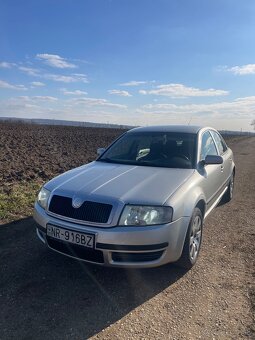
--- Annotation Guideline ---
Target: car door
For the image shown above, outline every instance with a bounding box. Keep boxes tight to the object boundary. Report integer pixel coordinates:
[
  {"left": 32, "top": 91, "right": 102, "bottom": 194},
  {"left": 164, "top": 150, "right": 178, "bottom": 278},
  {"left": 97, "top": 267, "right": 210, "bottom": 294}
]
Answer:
[
  {"left": 199, "top": 130, "right": 224, "bottom": 210},
  {"left": 210, "top": 130, "right": 232, "bottom": 186}
]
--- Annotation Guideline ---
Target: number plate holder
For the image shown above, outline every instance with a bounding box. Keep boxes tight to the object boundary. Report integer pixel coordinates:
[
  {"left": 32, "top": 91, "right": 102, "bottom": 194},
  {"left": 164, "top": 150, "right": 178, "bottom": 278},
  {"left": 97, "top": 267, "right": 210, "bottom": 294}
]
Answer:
[{"left": 46, "top": 224, "right": 95, "bottom": 249}]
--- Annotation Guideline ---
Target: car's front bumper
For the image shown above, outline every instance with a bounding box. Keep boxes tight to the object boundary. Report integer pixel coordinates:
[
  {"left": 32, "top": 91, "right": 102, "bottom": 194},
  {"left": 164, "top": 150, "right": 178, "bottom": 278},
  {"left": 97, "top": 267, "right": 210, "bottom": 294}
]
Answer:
[{"left": 33, "top": 202, "right": 190, "bottom": 268}]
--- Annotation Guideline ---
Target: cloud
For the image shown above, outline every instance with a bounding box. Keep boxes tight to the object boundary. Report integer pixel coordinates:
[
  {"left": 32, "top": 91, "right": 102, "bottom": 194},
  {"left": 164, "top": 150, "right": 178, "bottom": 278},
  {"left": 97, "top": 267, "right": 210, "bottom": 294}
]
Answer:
[
  {"left": 0, "top": 61, "right": 16, "bottom": 68},
  {"left": 226, "top": 64, "right": 255, "bottom": 75},
  {"left": 19, "top": 66, "right": 40, "bottom": 76},
  {"left": 0, "top": 95, "right": 127, "bottom": 123},
  {"left": 1, "top": 95, "right": 253, "bottom": 130},
  {"left": 139, "top": 90, "right": 147, "bottom": 95},
  {"left": 36, "top": 54, "right": 77, "bottom": 69},
  {"left": 137, "top": 96, "right": 255, "bottom": 119},
  {"left": 119, "top": 80, "right": 147, "bottom": 86},
  {"left": 60, "top": 88, "right": 88, "bottom": 96},
  {"left": 31, "top": 96, "right": 58, "bottom": 102},
  {"left": 108, "top": 89, "right": 132, "bottom": 97},
  {"left": 139, "top": 83, "right": 229, "bottom": 98},
  {"left": 0, "top": 80, "right": 27, "bottom": 90},
  {"left": 31, "top": 81, "right": 45, "bottom": 87},
  {"left": 8, "top": 96, "right": 58, "bottom": 103},
  {"left": 44, "top": 74, "right": 77, "bottom": 83},
  {"left": 18, "top": 65, "right": 88, "bottom": 83},
  {"left": 72, "top": 73, "right": 87, "bottom": 77},
  {"left": 44, "top": 73, "right": 88, "bottom": 83},
  {"left": 0, "top": 96, "right": 60, "bottom": 119},
  {"left": 1, "top": 95, "right": 57, "bottom": 108},
  {"left": 68, "top": 97, "right": 127, "bottom": 109}
]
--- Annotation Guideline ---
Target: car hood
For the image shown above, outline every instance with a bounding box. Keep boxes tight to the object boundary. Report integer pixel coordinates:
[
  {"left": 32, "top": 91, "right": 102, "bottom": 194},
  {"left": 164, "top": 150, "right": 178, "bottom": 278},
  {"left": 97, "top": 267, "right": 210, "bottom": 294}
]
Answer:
[{"left": 45, "top": 161, "right": 194, "bottom": 206}]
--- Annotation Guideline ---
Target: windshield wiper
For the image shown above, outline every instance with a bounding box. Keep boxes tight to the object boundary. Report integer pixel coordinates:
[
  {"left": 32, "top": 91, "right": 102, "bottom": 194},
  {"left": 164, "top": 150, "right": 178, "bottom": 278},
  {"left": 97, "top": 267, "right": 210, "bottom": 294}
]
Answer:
[
  {"left": 98, "top": 158, "right": 138, "bottom": 166},
  {"left": 97, "top": 158, "right": 116, "bottom": 163}
]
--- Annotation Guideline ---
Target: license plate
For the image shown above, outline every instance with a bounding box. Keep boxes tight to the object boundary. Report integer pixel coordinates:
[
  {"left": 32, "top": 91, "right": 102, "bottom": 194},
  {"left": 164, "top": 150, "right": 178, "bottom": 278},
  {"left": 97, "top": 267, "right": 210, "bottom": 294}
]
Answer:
[{"left": 46, "top": 225, "right": 95, "bottom": 249}]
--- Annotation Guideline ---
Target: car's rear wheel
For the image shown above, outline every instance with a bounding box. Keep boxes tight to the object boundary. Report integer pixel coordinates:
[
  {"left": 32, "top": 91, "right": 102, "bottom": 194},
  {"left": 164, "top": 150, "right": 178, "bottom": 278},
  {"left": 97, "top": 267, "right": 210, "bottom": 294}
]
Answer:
[{"left": 176, "top": 207, "right": 203, "bottom": 269}]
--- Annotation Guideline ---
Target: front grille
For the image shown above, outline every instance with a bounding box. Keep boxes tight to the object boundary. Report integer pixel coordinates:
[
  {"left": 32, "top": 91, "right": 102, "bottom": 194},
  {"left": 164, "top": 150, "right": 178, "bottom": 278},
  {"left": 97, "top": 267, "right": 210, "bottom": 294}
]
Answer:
[
  {"left": 112, "top": 251, "right": 164, "bottom": 263},
  {"left": 47, "top": 237, "right": 104, "bottom": 263},
  {"left": 48, "top": 195, "right": 112, "bottom": 223}
]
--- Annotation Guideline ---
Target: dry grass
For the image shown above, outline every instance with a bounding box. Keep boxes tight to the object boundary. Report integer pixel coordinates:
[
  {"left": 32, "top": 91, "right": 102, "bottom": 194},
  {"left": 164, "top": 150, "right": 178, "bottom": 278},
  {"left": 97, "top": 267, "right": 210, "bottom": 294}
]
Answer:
[{"left": 0, "top": 181, "right": 43, "bottom": 224}]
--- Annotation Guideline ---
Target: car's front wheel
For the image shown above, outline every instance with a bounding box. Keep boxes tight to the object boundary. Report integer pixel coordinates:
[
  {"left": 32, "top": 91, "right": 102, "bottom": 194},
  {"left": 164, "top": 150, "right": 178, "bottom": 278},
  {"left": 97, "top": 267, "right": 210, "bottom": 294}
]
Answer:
[{"left": 176, "top": 207, "right": 203, "bottom": 269}]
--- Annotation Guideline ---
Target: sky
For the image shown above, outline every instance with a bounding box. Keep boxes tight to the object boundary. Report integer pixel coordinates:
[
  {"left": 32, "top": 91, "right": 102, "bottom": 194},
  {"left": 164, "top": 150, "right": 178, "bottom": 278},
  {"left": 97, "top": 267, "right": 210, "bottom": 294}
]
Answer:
[{"left": 0, "top": 0, "right": 255, "bottom": 131}]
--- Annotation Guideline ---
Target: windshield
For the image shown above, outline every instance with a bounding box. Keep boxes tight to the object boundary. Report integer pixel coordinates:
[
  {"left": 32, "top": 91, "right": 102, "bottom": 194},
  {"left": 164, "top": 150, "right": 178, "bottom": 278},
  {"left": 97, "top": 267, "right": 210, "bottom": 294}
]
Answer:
[{"left": 98, "top": 131, "right": 197, "bottom": 169}]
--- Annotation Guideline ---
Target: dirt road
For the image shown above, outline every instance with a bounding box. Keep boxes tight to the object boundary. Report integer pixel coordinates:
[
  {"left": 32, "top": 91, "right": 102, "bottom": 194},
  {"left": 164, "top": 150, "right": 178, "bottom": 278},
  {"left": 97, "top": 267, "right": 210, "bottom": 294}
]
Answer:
[{"left": 0, "top": 137, "right": 254, "bottom": 339}]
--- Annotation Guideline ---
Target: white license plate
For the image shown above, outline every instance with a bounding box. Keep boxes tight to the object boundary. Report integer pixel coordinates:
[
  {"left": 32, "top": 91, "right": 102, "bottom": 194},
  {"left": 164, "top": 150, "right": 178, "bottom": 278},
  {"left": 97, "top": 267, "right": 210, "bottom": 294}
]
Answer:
[{"left": 46, "top": 225, "right": 95, "bottom": 248}]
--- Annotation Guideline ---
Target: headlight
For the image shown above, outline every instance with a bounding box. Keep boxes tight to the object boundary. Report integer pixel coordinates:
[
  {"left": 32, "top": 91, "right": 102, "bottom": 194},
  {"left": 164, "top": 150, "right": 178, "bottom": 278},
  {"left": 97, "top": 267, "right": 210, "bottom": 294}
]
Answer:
[
  {"left": 119, "top": 205, "right": 173, "bottom": 226},
  {"left": 37, "top": 187, "right": 51, "bottom": 210}
]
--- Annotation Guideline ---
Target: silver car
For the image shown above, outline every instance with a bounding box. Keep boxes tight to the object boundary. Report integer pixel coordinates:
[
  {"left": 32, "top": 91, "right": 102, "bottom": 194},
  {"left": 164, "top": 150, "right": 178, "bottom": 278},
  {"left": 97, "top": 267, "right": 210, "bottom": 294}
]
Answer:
[{"left": 33, "top": 125, "right": 235, "bottom": 269}]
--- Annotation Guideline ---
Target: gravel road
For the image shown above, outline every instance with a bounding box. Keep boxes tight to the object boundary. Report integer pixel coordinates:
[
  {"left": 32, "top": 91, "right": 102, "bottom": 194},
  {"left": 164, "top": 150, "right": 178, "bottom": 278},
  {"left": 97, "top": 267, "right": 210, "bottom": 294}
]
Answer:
[{"left": 0, "top": 137, "right": 254, "bottom": 340}]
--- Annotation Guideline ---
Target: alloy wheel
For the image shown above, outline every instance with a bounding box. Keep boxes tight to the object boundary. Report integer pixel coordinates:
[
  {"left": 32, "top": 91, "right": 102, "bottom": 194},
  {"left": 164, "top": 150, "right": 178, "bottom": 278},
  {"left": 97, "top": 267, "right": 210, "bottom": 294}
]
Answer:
[
  {"left": 229, "top": 175, "right": 234, "bottom": 199},
  {"left": 189, "top": 215, "right": 202, "bottom": 262}
]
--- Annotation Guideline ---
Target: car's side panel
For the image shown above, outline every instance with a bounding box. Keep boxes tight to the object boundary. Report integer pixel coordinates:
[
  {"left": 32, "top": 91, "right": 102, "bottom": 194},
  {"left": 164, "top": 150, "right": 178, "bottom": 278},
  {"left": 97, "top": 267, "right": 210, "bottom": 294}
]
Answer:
[{"left": 200, "top": 163, "right": 226, "bottom": 209}]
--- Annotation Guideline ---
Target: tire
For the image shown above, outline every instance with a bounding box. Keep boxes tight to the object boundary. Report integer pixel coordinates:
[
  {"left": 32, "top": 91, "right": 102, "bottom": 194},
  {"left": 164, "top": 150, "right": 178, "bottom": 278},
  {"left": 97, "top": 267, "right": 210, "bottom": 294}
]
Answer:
[
  {"left": 176, "top": 207, "right": 203, "bottom": 270},
  {"left": 222, "top": 172, "right": 234, "bottom": 203}
]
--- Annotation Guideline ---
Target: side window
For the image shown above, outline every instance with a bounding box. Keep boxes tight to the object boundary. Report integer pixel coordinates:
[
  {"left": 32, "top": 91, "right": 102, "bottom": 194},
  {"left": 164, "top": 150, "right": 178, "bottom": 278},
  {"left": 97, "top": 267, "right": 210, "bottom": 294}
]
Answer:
[
  {"left": 210, "top": 130, "right": 227, "bottom": 155},
  {"left": 200, "top": 131, "right": 218, "bottom": 160}
]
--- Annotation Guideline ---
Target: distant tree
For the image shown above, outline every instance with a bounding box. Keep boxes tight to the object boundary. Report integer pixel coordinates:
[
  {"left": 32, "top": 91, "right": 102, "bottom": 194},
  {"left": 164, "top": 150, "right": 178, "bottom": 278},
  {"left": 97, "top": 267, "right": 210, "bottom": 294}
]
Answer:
[{"left": 251, "top": 119, "right": 255, "bottom": 130}]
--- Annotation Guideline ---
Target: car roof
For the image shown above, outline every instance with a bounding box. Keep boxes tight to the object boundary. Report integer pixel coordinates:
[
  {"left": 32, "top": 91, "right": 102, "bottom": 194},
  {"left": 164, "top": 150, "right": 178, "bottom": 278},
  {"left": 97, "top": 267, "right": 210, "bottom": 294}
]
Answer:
[{"left": 127, "top": 125, "right": 205, "bottom": 134}]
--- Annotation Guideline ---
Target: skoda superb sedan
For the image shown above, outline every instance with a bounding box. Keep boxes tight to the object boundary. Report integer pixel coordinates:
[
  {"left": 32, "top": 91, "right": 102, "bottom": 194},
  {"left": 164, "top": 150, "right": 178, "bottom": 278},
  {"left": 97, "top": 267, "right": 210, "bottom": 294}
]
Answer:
[{"left": 34, "top": 125, "right": 235, "bottom": 269}]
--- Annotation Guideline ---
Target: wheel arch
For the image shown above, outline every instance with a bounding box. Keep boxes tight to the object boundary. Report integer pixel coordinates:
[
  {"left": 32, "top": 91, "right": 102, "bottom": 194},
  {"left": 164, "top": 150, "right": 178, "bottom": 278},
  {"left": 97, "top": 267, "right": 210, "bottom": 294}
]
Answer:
[
  {"left": 233, "top": 166, "right": 236, "bottom": 177},
  {"left": 195, "top": 199, "right": 206, "bottom": 219},
  {"left": 170, "top": 187, "right": 206, "bottom": 221}
]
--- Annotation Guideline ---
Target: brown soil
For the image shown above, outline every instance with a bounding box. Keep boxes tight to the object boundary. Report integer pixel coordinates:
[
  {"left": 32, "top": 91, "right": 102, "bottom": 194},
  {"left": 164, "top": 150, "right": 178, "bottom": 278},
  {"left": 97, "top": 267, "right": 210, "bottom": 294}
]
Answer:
[{"left": 0, "top": 122, "right": 125, "bottom": 186}]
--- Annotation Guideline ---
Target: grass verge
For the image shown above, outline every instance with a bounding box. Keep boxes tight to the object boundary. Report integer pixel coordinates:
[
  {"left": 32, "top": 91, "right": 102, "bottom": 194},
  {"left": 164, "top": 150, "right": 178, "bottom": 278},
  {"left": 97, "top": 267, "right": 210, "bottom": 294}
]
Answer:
[{"left": 0, "top": 181, "right": 43, "bottom": 224}]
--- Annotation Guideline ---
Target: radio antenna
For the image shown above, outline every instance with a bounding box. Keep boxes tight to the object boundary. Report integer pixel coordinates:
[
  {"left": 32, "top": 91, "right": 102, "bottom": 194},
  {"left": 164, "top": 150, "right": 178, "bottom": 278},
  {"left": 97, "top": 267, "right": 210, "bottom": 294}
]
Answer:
[{"left": 187, "top": 117, "right": 192, "bottom": 125}]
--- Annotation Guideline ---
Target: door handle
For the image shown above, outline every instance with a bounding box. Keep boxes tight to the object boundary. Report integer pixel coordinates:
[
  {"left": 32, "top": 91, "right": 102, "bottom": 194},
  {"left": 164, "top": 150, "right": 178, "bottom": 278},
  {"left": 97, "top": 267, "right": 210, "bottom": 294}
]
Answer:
[{"left": 220, "top": 165, "right": 224, "bottom": 172}]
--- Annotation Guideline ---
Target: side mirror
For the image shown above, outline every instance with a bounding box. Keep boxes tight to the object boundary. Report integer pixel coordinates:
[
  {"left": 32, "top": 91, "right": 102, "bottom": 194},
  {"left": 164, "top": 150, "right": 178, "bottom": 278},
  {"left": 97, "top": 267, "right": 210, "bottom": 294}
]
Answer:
[
  {"left": 202, "top": 155, "right": 223, "bottom": 165},
  {"left": 97, "top": 148, "right": 106, "bottom": 156}
]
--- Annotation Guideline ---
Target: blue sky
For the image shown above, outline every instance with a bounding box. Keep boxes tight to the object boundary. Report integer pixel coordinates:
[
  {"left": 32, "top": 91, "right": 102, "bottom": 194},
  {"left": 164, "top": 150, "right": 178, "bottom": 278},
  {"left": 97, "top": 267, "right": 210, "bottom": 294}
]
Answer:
[{"left": 1, "top": 0, "right": 255, "bottom": 131}]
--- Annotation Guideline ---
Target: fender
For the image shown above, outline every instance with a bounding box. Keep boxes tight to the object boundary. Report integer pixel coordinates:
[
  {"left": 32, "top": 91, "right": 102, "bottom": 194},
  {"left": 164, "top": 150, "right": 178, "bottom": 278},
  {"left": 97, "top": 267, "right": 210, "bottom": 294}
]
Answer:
[{"left": 166, "top": 173, "right": 206, "bottom": 221}]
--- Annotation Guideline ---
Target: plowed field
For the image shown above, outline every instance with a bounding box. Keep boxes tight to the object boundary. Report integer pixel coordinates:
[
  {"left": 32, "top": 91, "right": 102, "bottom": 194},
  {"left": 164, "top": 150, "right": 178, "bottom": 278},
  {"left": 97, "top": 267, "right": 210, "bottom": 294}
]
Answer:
[{"left": 0, "top": 122, "right": 124, "bottom": 185}]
